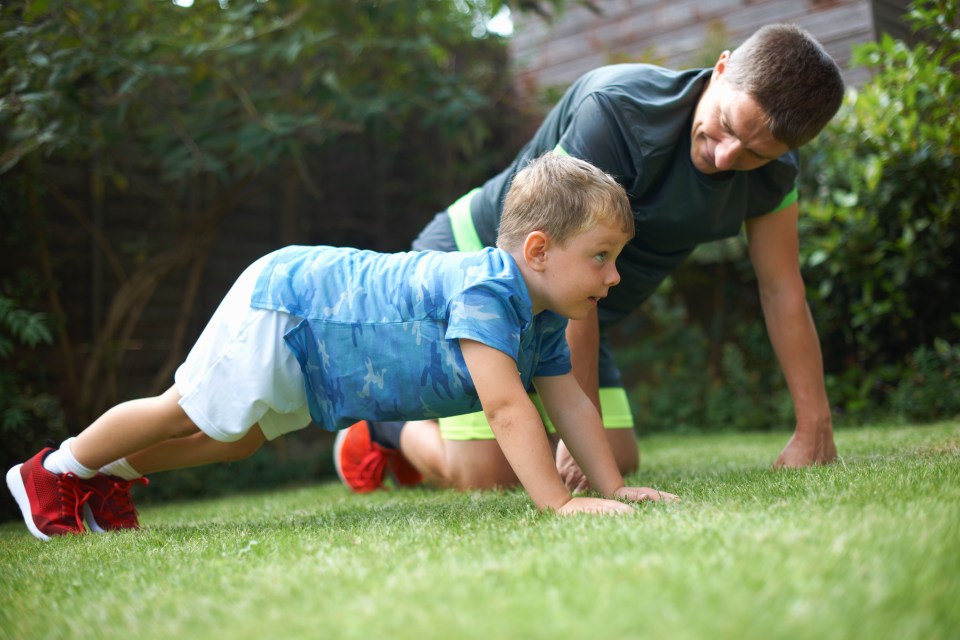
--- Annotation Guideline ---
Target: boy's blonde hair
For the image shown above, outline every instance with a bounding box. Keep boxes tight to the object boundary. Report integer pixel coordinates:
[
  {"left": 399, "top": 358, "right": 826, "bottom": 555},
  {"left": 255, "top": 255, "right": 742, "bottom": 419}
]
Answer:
[{"left": 496, "top": 153, "right": 634, "bottom": 251}]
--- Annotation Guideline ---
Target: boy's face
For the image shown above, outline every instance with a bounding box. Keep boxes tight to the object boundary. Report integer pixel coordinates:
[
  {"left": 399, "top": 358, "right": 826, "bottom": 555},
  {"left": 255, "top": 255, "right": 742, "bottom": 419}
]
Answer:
[
  {"left": 690, "top": 53, "right": 790, "bottom": 174},
  {"left": 537, "top": 219, "right": 632, "bottom": 320}
]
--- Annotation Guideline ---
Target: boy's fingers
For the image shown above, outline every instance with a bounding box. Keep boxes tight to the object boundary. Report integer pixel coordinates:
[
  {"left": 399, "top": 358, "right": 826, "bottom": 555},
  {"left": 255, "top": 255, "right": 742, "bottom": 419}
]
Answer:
[
  {"left": 558, "top": 497, "right": 635, "bottom": 515},
  {"left": 615, "top": 486, "right": 681, "bottom": 503},
  {"left": 654, "top": 490, "right": 680, "bottom": 502}
]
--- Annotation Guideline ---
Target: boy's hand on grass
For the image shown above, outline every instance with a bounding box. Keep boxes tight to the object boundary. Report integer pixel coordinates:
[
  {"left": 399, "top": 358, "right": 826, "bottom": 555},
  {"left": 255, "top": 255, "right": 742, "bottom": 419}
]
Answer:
[
  {"left": 612, "top": 486, "right": 680, "bottom": 503},
  {"left": 556, "top": 497, "right": 636, "bottom": 515}
]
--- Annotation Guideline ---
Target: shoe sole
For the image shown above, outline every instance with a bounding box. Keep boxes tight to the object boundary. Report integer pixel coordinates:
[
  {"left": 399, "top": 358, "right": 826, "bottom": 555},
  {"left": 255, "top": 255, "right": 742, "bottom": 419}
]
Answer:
[
  {"left": 333, "top": 428, "right": 350, "bottom": 487},
  {"left": 82, "top": 504, "right": 106, "bottom": 533},
  {"left": 6, "top": 464, "right": 51, "bottom": 541}
]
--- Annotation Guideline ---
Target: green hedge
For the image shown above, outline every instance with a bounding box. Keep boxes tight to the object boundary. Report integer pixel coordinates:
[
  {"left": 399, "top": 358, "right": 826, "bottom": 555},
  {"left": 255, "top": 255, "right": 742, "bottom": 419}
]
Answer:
[{"left": 797, "top": 0, "right": 959, "bottom": 420}]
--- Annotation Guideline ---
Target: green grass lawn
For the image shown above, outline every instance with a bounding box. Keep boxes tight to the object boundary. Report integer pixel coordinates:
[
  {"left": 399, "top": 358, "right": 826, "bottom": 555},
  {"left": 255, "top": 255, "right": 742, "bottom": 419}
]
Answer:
[{"left": 2, "top": 422, "right": 958, "bottom": 640}]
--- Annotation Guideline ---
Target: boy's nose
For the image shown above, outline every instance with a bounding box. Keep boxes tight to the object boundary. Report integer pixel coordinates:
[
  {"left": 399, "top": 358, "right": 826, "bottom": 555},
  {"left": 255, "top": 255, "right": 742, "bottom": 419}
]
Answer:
[{"left": 606, "top": 265, "right": 621, "bottom": 287}]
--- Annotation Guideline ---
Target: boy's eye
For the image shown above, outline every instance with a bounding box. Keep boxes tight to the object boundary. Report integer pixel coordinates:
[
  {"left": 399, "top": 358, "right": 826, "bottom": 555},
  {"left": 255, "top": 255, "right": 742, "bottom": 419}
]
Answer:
[{"left": 594, "top": 253, "right": 607, "bottom": 263}]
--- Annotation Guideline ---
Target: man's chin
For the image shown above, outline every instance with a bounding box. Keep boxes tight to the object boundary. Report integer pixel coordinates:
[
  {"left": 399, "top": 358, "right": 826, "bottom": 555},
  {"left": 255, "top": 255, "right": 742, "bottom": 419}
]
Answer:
[{"left": 692, "top": 154, "right": 717, "bottom": 174}]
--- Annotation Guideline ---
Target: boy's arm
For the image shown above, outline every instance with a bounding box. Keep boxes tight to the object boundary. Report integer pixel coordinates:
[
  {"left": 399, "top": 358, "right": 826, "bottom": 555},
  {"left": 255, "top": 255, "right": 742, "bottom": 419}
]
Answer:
[
  {"left": 535, "top": 372, "right": 623, "bottom": 496},
  {"left": 556, "top": 309, "right": 639, "bottom": 491},
  {"left": 459, "top": 339, "right": 633, "bottom": 514},
  {"left": 535, "top": 372, "right": 679, "bottom": 503}
]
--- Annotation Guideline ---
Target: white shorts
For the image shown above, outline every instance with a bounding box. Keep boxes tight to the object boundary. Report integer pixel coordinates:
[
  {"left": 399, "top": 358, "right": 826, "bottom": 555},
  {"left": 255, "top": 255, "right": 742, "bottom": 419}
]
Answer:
[{"left": 174, "top": 254, "right": 312, "bottom": 443}]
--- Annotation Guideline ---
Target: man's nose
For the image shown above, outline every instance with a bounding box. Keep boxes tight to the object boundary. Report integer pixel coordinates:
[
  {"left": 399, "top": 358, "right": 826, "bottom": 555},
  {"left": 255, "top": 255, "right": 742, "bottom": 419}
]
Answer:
[{"left": 715, "top": 137, "right": 742, "bottom": 170}]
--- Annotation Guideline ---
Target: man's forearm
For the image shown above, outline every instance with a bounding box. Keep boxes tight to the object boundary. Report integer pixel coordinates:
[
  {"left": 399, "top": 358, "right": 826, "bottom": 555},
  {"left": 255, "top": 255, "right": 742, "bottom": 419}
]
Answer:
[
  {"left": 566, "top": 308, "right": 601, "bottom": 411},
  {"left": 760, "top": 290, "right": 832, "bottom": 430}
]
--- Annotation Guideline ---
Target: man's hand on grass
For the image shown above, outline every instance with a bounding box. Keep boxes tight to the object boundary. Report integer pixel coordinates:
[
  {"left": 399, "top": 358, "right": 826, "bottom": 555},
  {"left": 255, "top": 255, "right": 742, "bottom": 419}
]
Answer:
[
  {"left": 556, "top": 440, "right": 591, "bottom": 493},
  {"left": 774, "top": 426, "right": 837, "bottom": 468}
]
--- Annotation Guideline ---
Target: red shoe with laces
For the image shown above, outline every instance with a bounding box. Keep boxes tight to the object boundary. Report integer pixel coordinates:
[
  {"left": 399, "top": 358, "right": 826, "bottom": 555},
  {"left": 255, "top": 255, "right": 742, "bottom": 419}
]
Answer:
[
  {"left": 389, "top": 451, "right": 423, "bottom": 488},
  {"left": 81, "top": 474, "right": 149, "bottom": 532},
  {"left": 334, "top": 421, "right": 423, "bottom": 493},
  {"left": 334, "top": 421, "right": 392, "bottom": 493},
  {"left": 5, "top": 448, "right": 93, "bottom": 540}
]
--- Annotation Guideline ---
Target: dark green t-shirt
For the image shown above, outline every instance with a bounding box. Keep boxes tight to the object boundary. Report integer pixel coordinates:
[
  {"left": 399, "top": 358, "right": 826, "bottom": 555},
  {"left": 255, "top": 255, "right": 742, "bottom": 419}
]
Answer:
[{"left": 463, "top": 64, "right": 799, "bottom": 328}]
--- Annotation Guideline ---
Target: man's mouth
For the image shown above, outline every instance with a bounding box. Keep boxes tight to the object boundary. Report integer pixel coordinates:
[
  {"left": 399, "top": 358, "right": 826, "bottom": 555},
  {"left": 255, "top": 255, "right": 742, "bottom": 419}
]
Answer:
[{"left": 701, "top": 145, "right": 717, "bottom": 172}]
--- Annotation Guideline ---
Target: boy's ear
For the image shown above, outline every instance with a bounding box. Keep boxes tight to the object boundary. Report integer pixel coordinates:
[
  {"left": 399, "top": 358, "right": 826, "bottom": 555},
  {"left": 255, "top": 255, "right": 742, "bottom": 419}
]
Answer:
[{"left": 523, "top": 231, "right": 549, "bottom": 272}]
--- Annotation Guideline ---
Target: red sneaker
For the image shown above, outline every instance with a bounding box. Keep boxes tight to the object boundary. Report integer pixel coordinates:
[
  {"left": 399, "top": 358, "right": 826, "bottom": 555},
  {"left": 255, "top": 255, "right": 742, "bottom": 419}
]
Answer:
[
  {"left": 5, "top": 448, "right": 93, "bottom": 540},
  {"left": 389, "top": 451, "right": 423, "bottom": 488},
  {"left": 81, "top": 474, "right": 149, "bottom": 532},
  {"left": 334, "top": 421, "right": 393, "bottom": 493}
]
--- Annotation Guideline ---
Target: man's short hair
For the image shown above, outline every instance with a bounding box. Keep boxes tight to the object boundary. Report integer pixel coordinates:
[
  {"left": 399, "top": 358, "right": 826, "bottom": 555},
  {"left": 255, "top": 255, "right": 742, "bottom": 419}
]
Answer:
[
  {"left": 497, "top": 153, "right": 633, "bottom": 251},
  {"left": 725, "top": 23, "right": 845, "bottom": 148}
]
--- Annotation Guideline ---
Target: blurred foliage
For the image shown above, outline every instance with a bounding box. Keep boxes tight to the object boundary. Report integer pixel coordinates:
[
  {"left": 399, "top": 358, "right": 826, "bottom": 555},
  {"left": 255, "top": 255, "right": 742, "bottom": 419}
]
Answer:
[
  {"left": 0, "top": 173, "right": 68, "bottom": 468},
  {"left": 0, "top": 294, "right": 66, "bottom": 444},
  {"left": 613, "top": 281, "right": 792, "bottom": 434},
  {"left": 890, "top": 339, "right": 960, "bottom": 422},
  {"left": 797, "top": 0, "right": 959, "bottom": 420},
  {"left": 0, "top": 0, "right": 514, "bottom": 183}
]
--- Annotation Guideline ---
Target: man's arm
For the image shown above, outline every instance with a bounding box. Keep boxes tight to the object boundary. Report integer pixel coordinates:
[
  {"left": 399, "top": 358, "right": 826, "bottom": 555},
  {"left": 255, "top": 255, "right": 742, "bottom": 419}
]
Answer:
[
  {"left": 745, "top": 202, "right": 837, "bottom": 467},
  {"left": 459, "top": 339, "right": 634, "bottom": 514},
  {"left": 566, "top": 306, "right": 602, "bottom": 410}
]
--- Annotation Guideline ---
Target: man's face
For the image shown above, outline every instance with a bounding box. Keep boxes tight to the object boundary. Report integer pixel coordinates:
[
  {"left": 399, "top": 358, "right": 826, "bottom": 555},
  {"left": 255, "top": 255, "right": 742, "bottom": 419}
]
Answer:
[{"left": 690, "top": 53, "right": 790, "bottom": 174}]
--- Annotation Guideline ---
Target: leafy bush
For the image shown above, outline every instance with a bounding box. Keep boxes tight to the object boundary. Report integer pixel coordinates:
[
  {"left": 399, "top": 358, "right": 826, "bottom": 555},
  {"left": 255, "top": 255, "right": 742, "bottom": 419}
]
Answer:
[
  {"left": 615, "top": 285, "right": 792, "bottom": 434},
  {"left": 0, "top": 175, "right": 67, "bottom": 522},
  {"left": 0, "top": 294, "right": 65, "bottom": 434},
  {"left": 890, "top": 339, "right": 960, "bottom": 422},
  {"left": 798, "top": 0, "right": 960, "bottom": 382}
]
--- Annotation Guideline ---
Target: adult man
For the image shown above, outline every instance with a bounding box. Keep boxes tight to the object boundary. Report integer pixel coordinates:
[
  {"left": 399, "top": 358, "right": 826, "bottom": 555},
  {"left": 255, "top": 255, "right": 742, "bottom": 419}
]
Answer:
[{"left": 335, "top": 23, "right": 844, "bottom": 493}]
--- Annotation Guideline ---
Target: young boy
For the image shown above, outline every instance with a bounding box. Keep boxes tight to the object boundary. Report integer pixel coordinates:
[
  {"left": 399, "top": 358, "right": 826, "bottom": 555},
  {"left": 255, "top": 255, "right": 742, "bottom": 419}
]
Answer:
[{"left": 7, "top": 153, "right": 677, "bottom": 541}]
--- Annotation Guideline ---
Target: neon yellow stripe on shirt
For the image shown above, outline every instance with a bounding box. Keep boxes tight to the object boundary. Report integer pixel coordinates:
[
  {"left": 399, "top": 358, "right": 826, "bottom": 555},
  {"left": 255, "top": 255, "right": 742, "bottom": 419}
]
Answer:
[
  {"left": 773, "top": 187, "right": 798, "bottom": 213},
  {"left": 448, "top": 188, "right": 483, "bottom": 252}
]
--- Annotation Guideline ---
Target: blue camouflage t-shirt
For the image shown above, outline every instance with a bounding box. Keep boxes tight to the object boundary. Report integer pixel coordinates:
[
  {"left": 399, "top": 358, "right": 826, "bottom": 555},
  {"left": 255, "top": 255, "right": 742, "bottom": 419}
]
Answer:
[{"left": 249, "top": 245, "right": 571, "bottom": 430}]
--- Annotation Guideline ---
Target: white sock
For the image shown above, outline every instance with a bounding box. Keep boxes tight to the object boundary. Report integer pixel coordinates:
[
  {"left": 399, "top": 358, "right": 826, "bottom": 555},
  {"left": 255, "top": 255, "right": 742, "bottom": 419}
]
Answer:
[
  {"left": 99, "top": 457, "right": 143, "bottom": 480},
  {"left": 42, "top": 437, "right": 97, "bottom": 479}
]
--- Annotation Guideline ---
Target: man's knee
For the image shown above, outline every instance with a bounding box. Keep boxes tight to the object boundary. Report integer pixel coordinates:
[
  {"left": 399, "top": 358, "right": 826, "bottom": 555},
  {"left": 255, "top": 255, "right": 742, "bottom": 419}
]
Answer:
[
  {"left": 607, "top": 428, "right": 639, "bottom": 476},
  {"left": 445, "top": 440, "right": 519, "bottom": 491}
]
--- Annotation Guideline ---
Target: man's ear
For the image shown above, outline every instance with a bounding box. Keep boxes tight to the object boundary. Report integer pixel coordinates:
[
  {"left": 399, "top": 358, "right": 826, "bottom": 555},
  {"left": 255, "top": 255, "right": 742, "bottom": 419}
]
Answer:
[
  {"left": 712, "top": 50, "right": 731, "bottom": 79},
  {"left": 523, "top": 231, "right": 549, "bottom": 272}
]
